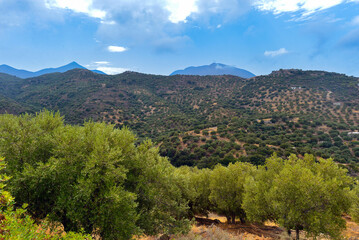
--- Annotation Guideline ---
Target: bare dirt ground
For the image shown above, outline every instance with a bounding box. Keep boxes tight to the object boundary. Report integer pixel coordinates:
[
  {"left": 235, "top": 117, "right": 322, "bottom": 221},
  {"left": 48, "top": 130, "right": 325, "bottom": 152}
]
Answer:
[{"left": 137, "top": 214, "right": 359, "bottom": 240}]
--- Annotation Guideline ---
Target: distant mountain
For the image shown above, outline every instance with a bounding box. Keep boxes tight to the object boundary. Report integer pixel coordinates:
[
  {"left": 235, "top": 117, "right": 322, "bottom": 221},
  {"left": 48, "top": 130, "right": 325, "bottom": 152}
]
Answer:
[
  {"left": 170, "top": 63, "right": 256, "bottom": 79},
  {"left": 0, "top": 65, "right": 34, "bottom": 79},
  {"left": 0, "top": 62, "right": 106, "bottom": 78}
]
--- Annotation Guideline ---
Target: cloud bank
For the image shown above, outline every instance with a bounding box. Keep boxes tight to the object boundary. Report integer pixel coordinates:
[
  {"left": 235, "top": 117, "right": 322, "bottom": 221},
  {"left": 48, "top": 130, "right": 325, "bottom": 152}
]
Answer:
[
  {"left": 45, "top": 0, "right": 106, "bottom": 19},
  {"left": 254, "top": 0, "right": 357, "bottom": 15},
  {"left": 1, "top": 0, "right": 358, "bottom": 31},
  {"left": 1, "top": 0, "right": 359, "bottom": 55}
]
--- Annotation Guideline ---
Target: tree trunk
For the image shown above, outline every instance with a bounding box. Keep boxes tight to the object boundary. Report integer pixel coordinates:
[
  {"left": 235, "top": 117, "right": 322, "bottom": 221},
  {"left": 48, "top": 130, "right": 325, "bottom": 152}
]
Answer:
[
  {"left": 231, "top": 213, "right": 236, "bottom": 224},
  {"left": 296, "top": 227, "right": 300, "bottom": 240},
  {"left": 287, "top": 229, "right": 291, "bottom": 237},
  {"left": 62, "top": 216, "right": 72, "bottom": 233},
  {"left": 226, "top": 215, "right": 231, "bottom": 223},
  {"left": 240, "top": 218, "right": 245, "bottom": 224}
]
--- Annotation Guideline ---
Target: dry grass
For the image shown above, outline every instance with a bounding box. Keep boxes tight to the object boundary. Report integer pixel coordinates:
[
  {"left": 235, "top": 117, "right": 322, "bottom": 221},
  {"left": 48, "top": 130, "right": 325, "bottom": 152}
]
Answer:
[
  {"left": 136, "top": 215, "right": 359, "bottom": 240},
  {"left": 175, "top": 225, "right": 246, "bottom": 240},
  {"left": 343, "top": 216, "right": 359, "bottom": 239}
]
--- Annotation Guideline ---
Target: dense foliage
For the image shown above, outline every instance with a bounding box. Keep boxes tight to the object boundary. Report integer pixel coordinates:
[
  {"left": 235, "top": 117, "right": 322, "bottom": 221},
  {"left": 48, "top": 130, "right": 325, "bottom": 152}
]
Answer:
[
  {"left": 0, "top": 111, "right": 191, "bottom": 239},
  {"left": 243, "top": 154, "right": 354, "bottom": 239},
  {"left": 209, "top": 162, "right": 255, "bottom": 224},
  {"left": 0, "top": 157, "right": 90, "bottom": 239}
]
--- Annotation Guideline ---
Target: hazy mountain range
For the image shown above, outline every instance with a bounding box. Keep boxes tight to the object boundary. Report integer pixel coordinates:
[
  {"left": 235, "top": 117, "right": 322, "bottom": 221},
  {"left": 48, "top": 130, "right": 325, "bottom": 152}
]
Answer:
[
  {"left": 0, "top": 62, "right": 105, "bottom": 78},
  {"left": 0, "top": 62, "right": 256, "bottom": 79},
  {"left": 170, "top": 63, "right": 256, "bottom": 79}
]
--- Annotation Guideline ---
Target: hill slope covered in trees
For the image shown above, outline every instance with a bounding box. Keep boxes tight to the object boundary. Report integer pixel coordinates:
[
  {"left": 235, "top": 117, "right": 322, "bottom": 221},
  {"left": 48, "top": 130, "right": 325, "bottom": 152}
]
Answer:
[{"left": 1, "top": 68, "right": 359, "bottom": 168}]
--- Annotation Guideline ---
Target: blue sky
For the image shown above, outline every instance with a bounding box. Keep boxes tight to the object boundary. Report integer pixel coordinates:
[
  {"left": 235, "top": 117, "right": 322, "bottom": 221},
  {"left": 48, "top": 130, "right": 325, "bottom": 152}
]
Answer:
[{"left": 1, "top": 0, "right": 359, "bottom": 76}]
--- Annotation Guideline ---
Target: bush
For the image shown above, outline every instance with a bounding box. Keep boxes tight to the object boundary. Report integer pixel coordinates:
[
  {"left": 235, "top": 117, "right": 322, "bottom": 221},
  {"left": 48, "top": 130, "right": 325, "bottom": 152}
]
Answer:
[
  {"left": 0, "top": 157, "right": 90, "bottom": 239},
  {"left": 0, "top": 111, "right": 191, "bottom": 239}
]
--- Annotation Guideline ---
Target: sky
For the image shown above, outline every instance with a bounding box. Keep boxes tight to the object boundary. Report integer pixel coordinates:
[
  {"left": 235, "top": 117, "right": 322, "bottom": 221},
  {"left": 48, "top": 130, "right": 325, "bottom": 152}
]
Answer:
[{"left": 1, "top": 0, "right": 359, "bottom": 76}]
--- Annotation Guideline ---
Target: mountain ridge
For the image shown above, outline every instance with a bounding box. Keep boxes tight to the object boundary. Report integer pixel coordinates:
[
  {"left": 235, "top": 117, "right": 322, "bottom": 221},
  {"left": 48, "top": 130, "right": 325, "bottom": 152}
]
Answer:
[
  {"left": 0, "top": 62, "right": 106, "bottom": 78},
  {"left": 170, "top": 63, "right": 256, "bottom": 79}
]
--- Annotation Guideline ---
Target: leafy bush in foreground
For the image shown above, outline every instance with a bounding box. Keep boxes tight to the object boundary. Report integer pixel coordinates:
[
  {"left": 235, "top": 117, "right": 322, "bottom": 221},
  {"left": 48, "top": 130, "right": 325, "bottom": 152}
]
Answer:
[
  {"left": 0, "top": 111, "right": 191, "bottom": 239},
  {"left": 0, "top": 157, "right": 90, "bottom": 239}
]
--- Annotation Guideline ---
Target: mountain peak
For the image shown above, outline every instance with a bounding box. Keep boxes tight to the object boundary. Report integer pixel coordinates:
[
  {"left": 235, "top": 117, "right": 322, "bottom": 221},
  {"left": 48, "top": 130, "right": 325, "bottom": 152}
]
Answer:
[
  {"left": 0, "top": 64, "right": 18, "bottom": 69},
  {"left": 170, "top": 63, "right": 255, "bottom": 79},
  {"left": 66, "top": 61, "right": 82, "bottom": 67},
  {"left": 210, "top": 62, "right": 226, "bottom": 67}
]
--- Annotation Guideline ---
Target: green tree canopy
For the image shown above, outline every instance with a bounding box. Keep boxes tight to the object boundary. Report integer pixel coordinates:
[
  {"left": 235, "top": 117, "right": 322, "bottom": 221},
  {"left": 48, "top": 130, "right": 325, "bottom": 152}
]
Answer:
[
  {"left": 244, "top": 154, "right": 353, "bottom": 240},
  {"left": 175, "top": 166, "right": 212, "bottom": 217},
  {"left": 209, "top": 162, "right": 255, "bottom": 224},
  {"left": 0, "top": 111, "right": 191, "bottom": 239}
]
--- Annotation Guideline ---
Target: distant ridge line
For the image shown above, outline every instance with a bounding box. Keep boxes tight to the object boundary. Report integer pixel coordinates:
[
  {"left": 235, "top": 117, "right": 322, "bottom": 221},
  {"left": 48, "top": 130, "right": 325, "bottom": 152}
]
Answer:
[
  {"left": 170, "top": 63, "right": 255, "bottom": 79},
  {"left": 0, "top": 62, "right": 106, "bottom": 79}
]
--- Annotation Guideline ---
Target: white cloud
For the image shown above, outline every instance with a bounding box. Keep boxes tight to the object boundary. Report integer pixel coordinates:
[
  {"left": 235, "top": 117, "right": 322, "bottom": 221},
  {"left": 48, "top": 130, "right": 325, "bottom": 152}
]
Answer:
[
  {"left": 88, "top": 61, "right": 128, "bottom": 74},
  {"left": 254, "top": 0, "right": 346, "bottom": 15},
  {"left": 107, "top": 46, "right": 127, "bottom": 52},
  {"left": 45, "top": 0, "right": 106, "bottom": 19},
  {"left": 94, "top": 61, "right": 110, "bottom": 65},
  {"left": 41, "top": 0, "right": 359, "bottom": 27},
  {"left": 43, "top": 0, "right": 250, "bottom": 25},
  {"left": 97, "top": 67, "right": 128, "bottom": 75},
  {"left": 31, "top": 0, "right": 252, "bottom": 52},
  {"left": 165, "top": 0, "right": 198, "bottom": 23},
  {"left": 264, "top": 48, "right": 289, "bottom": 57},
  {"left": 101, "top": 20, "right": 116, "bottom": 25}
]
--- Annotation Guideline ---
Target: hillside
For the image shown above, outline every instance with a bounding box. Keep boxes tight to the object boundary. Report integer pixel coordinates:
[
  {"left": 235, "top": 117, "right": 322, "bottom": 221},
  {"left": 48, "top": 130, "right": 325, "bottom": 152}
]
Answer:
[
  {"left": 1, "top": 68, "right": 359, "bottom": 168},
  {"left": 0, "top": 73, "right": 32, "bottom": 114}
]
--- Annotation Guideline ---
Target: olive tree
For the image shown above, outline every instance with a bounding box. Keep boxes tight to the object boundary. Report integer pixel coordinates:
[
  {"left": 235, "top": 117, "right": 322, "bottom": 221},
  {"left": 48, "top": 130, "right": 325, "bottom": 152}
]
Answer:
[
  {"left": 209, "top": 162, "right": 255, "bottom": 224},
  {"left": 244, "top": 154, "right": 353, "bottom": 240},
  {"left": 175, "top": 166, "right": 213, "bottom": 217},
  {"left": 0, "top": 111, "right": 191, "bottom": 239},
  {"left": 350, "top": 181, "right": 359, "bottom": 223}
]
